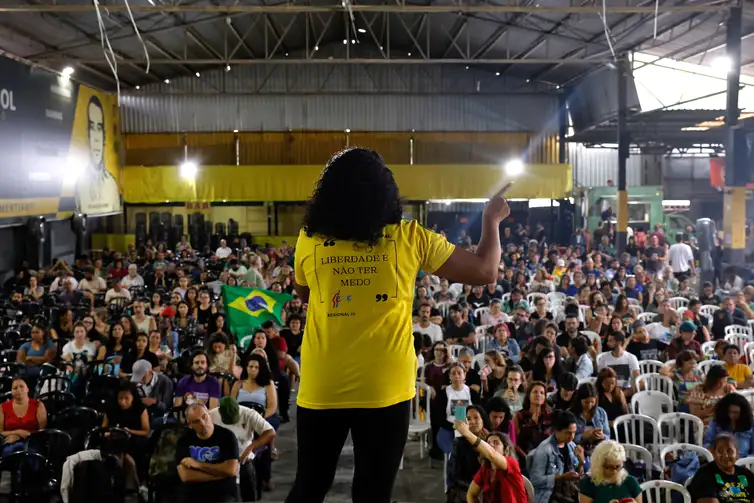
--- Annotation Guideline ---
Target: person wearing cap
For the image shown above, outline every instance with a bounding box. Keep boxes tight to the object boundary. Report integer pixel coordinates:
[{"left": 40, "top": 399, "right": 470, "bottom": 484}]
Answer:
[
  {"left": 131, "top": 359, "right": 173, "bottom": 419},
  {"left": 664, "top": 321, "right": 703, "bottom": 360},
  {"left": 210, "top": 397, "right": 276, "bottom": 500}
]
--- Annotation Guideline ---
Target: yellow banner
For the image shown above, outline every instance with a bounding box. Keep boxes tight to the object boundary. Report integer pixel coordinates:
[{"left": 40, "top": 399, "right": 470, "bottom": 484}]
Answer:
[
  {"left": 122, "top": 164, "right": 572, "bottom": 203},
  {"left": 68, "top": 85, "right": 122, "bottom": 215},
  {"left": 0, "top": 198, "right": 61, "bottom": 218}
]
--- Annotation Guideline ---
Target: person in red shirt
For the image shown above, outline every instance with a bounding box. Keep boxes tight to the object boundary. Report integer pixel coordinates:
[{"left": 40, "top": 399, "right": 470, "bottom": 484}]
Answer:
[{"left": 455, "top": 420, "right": 527, "bottom": 503}]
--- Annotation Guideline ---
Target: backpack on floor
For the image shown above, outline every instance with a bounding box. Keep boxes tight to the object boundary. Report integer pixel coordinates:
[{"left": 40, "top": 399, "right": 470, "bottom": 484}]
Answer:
[{"left": 70, "top": 456, "right": 126, "bottom": 503}]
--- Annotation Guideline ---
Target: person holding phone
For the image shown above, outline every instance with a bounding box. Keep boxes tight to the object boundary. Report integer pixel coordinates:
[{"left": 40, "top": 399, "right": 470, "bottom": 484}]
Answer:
[{"left": 529, "top": 410, "right": 585, "bottom": 503}]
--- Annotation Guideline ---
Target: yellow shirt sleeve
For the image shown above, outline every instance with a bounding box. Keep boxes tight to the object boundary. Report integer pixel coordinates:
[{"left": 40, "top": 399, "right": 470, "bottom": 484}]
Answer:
[
  {"left": 294, "top": 229, "right": 309, "bottom": 286},
  {"left": 415, "top": 223, "right": 455, "bottom": 273}
]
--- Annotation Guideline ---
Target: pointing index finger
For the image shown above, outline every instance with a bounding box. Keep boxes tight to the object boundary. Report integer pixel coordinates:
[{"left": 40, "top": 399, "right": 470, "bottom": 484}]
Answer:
[{"left": 494, "top": 182, "right": 514, "bottom": 198}]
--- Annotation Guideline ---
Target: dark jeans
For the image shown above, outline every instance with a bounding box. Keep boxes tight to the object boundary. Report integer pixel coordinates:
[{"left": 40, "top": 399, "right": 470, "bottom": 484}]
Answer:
[{"left": 285, "top": 399, "right": 410, "bottom": 503}]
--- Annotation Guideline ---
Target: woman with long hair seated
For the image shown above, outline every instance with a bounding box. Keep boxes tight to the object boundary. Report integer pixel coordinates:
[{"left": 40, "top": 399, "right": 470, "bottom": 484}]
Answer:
[
  {"left": 688, "top": 365, "right": 736, "bottom": 427},
  {"left": 578, "top": 440, "right": 642, "bottom": 503},
  {"left": 705, "top": 392, "right": 754, "bottom": 457},
  {"left": 480, "top": 349, "right": 507, "bottom": 400},
  {"left": 456, "top": 426, "right": 527, "bottom": 502},
  {"left": 0, "top": 377, "right": 47, "bottom": 456},
  {"left": 102, "top": 380, "right": 150, "bottom": 479},
  {"left": 446, "top": 405, "right": 490, "bottom": 502},
  {"left": 231, "top": 353, "right": 279, "bottom": 429},
  {"left": 424, "top": 341, "right": 452, "bottom": 459},
  {"left": 595, "top": 368, "right": 628, "bottom": 428},
  {"left": 571, "top": 382, "right": 610, "bottom": 469},
  {"left": 513, "top": 380, "right": 553, "bottom": 460},
  {"left": 529, "top": 346, "right": 565, "bottom": 394},
  {"left": 119, "top": 332, "right": 159, "bottom": 377},
  {"left": 17, "top": 322, "right": 56, "bottom": 379}
]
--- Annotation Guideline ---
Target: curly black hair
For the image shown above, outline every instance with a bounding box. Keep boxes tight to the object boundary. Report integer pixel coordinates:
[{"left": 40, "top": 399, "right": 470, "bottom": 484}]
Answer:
[
  {"left": 303, "top": 148, "right": 404, "bottom": 246},
  {"left": 713, "top": 392, "right": 753, "bottom": 432}
]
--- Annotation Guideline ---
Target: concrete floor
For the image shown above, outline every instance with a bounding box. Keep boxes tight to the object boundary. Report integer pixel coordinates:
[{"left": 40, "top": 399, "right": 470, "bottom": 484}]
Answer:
[{"left": 264, "top": 396, "right": 446, "bottom": 503}]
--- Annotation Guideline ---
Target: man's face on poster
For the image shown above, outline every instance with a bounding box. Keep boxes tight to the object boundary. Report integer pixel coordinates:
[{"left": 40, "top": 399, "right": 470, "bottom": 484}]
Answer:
[{"left": 88, "top": 100, "right": 104, "bottom": 169}]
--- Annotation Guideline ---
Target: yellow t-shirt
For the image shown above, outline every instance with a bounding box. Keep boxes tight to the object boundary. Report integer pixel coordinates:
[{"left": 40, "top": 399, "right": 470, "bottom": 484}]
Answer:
[
  {"left": 725, "top": 362, "right": 752, "bottom": 383},
  {"left": 294, "top": 220, "right": 455, "bottom": 409}
]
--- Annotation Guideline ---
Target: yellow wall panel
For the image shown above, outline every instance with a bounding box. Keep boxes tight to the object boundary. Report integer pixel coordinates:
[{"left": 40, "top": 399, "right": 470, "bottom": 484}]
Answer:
[{"left": 122, "top": 163, "right": 572, "bottom": 203}]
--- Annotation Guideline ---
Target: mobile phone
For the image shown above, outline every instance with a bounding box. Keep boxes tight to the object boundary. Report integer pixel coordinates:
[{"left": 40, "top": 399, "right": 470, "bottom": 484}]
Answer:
[{"left": 454, "top": 404, "right": 467, "bottom": 422}]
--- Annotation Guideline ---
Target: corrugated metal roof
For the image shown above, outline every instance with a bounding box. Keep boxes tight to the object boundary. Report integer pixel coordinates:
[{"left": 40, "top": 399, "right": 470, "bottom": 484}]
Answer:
[{"left": 121, "top": 92, "right": 560, "bottom": 133}]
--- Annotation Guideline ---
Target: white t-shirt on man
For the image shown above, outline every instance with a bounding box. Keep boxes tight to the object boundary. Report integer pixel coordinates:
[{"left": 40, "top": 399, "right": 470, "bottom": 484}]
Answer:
[
  {"left": 597, "top": 351, "right": 639, "bottom": 389},
  {"left": 668, "top": 242, "right": 694, "bottom": 274},
  {"left": 413, "top": 322, "right": 444, "bottom": 344}
]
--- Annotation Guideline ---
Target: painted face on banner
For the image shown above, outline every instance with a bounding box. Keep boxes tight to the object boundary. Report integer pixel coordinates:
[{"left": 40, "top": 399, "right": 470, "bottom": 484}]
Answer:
[{"left": 88, "top": 99, "right": 105, "bottom": 168}]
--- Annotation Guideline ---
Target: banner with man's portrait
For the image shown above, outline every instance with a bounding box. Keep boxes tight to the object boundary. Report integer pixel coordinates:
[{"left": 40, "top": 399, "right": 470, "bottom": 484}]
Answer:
[{"left": 0, "top": 55, "right": 121, "bottom": 227}]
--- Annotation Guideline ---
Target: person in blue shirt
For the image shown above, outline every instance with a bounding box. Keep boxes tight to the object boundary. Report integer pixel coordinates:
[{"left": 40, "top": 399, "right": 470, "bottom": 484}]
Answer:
[{"left": 705, "top": 392, "right": 754, "bottom": 457}]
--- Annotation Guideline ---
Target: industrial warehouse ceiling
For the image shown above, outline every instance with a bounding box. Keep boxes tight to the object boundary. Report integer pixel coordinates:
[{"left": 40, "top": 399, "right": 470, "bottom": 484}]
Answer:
[{"left": 0, "top": 0, "right": 752, "bottom": 90}]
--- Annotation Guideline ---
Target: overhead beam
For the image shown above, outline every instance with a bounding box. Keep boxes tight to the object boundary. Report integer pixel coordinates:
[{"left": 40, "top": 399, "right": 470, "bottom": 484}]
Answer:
[
  {"left": 32, "top": 57, "right": 614, "bottom": 64},
  {"left": 0, "top": 4, "right": 729, "bottom": 14}
]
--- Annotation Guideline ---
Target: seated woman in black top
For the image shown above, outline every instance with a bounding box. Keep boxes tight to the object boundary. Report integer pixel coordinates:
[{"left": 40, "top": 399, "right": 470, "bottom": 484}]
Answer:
[
  {"left": 688, "top": 433, "right": 754, "bottom": 503},
  {"left": 102, "top": 380, "right": 150, "bottom": 479},
  {"left": 119, "top": 333, "right": 159, "bottom": 377}
]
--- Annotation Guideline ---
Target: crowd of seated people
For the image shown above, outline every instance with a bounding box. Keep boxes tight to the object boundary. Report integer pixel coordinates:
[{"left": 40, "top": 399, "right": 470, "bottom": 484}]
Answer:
[
  {"left": 0, "top": 236, "right": 301, "bottom": 501},
  {"left": 412, "top": 222, "right": 754, "bottom": 503}
]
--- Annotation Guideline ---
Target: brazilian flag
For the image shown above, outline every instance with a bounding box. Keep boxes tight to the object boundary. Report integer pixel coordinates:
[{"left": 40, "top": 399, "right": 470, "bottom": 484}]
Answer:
[{"left": 222, "top": 285, "right": 292, "bottom": 343}]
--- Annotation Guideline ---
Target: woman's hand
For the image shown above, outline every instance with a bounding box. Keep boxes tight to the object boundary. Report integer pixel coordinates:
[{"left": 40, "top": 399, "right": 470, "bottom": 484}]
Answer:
[
  {"left": 454, "top": 420, "right": 471, "bottom": 437},
  {"left": 574, "top": 445, "right": 585, "bottom": 463}
]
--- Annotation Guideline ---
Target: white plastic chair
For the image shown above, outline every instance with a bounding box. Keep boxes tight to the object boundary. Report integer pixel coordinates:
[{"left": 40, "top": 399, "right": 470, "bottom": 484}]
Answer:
[
  {"left": 638, "top": 360, "right": 664, "bottom": 376},
  {"left": 501, "top": 293, "right": 510, "bottom": 305},
  {"left": 474, "top": 326, "right": 490, "bottom": 352},
  {"left": 448, "top": 345, "right": 465, "bottom": 359},
  {"left": 623, "top": 444, "right": 654, "bottom": 481},
  {"left": 448, "top": 283, "right": 463, "bottom": 296},
  {"left": 725, "top": 332, "right": 752, "bottom": 354},
  {"left": 473, "top": 307, "right": 490, "bottom": 322},
  {"left": 547, "top": 292, "right": 566, "bottom": 305},
  {"left": 665, "top": 359, "right": 676, "bottom": 368},
  {"left": 628, "top": 298, "right": 640, "bottom": 306},
  {"left": 527, "top": 292, "right": 547, "bottom": 307},
  {"left": 736, "top": 456, "right": 754, "bottom": 471},
  {"left": 659, "top": 443, "right": 713, "bottom": 477},
  {"left": 407, "top": 382, "right": 432, "bottom": 462},
  {"left": 578, "top": 377, "right": 597, "bottom": 386},
  {"left": 614, "top": 414, "right": 661, "bottom": 457},
  {"left": 668, "top": 297, "right": 690, "bottom": 310},
  {"left": 522, "top": 475, "right": 535, "bottom": 503},
  {"left": 697, "top": 359, "right": 724, "bottom": 376},
  {"left": 700, "top": 304, "right": 720, "bottom": 319},
  {"left": 725, "top": 324, "right": 753, "bottom": 339},
  {"left": 581, "top": 330, "right": 601, "bottom": 352},
  {"left": 640, "top": 480, "right": 691, "bottom": 503},
  {"left": 437, "top": 302, "right": 452, "bottom": 319},
  {"left": 472, "top": 353, "right": 485, "bottom": 371},
  {"left": 638, "top": 312, "right": 658, "bottom": 323},
  {"left": 635, "top": 373, "right": 674, "bottom": 397},
  {"left": 737, "top": 389, "right": 754, "bottom": 410},
  {"left": 657, "top": 412, "right": 704, "bottom": 446},
  {"left": 744, "top": 341, "right": 754, "bottom": 365},
  {"left": 631, "top": 390, "right": 674, "bottom": 420},
  {"left": 579, "top": 304, "right": 590, "bottom": 320},
  {"left": 701, "top": 340, "right": 717, "bottom": 358},
  {"left": 629, "top": 304, "right": 644, "bottom": 317}
]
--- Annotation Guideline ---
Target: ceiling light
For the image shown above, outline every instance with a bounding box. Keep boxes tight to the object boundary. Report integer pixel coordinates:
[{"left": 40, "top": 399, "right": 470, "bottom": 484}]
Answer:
[
  {"left": 495, "top": 71, "right": 500, "bottom": 76},
  {"left": 343, "top": 39, "right": 347, "bottom": 44},
  {"left": 712, "top": 55, "right": 733, "bottom": 73},
  {"left": 314, "top": 45, "right": 319, "bottom": 51},
  {"left": 233, "top": 129, "right": 239, "bottom": 133},
  {"left": 285, "top": 52, "right": 289, "bottom": 56},
  {"left": 526, "top": 79, "right": 530, "bottom": 83},
  {"left": 135, "top": 85, "right": 140, "bottom": 90},
  {"left": 62, "top": 66, "right": 74, "bottom": 77},
  {"left": 357, "top": 28, "right": 366, "bottom": 33},
  {"left": 465, "top": 66, "right": 469, "bottom": 70},
  {"left": 180, "top": 161, "right": 198, "bottom": 180},
  {"left": 225, "top": 64, "right": 231, "bottom": 72},
  {"left": 504, "top": 159, "right": 525, "bottom": 176},
  {"left": 195, "top": 72, "right": 200, "bottom": 77},
  {"left": 408, "top": 52, "right": 412, "bottom": 56},
  {"left": 345, "top": 128, "right": 351, "bottom": 133},
  {"left": 164, "top": 79, "right": 170, "bottom": 84},
  {"left": 351, "top": 39, "right": 356, "bottom": 44}
]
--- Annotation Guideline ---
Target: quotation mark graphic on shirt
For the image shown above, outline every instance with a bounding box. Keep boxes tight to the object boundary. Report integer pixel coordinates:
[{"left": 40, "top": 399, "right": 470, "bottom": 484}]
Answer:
[
  {"left": 323, "top": 239, "right": 336, "bottom": 247},
  {"left": 375, "top": 294, "right": 388, "bottom": 302}
]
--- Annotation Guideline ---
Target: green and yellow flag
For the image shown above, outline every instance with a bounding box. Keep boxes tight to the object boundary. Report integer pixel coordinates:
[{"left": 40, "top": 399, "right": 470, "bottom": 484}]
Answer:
[{"left": 221, "top": 285, "right": 292, "bottom": 340}]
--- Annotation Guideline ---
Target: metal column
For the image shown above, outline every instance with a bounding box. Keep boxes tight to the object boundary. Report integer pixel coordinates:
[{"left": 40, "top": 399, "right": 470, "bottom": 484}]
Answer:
[
  {"left": 615, "top": 53, "right": 630, "bottom": 257},
  {"left": 558, "top": 92, "right": 568, "bottom": 164},
  {"left": 724, "top": 5, "right": 745, "bottom": 264}
]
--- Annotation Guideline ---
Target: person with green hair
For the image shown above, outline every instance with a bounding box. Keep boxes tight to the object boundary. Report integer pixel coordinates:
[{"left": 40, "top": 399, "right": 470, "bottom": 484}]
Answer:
[{"left": 210, "top": 396, "right": 276, "bottom": 500}]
